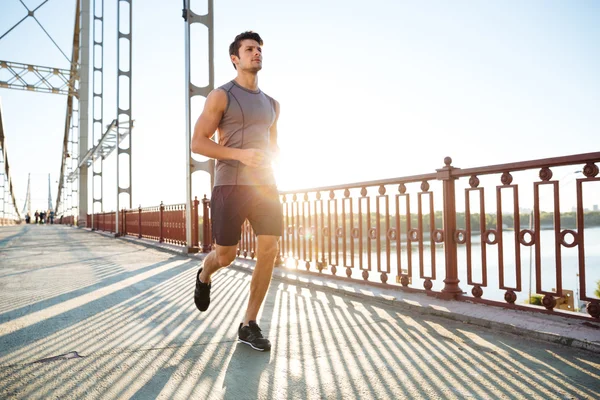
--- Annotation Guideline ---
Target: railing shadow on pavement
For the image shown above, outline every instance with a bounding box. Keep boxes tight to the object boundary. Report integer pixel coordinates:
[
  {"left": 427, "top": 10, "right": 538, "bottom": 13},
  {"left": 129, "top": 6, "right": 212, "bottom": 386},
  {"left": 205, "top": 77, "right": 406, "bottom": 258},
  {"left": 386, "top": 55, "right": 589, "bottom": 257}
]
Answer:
[{"left": 1, "top": 266, "right": 598, "bottom": 399}]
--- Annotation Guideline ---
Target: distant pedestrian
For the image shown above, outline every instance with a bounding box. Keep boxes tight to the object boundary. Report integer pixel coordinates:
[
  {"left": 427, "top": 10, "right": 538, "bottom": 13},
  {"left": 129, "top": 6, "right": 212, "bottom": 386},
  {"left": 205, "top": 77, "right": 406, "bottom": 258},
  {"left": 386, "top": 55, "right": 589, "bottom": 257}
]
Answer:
[
  {"left": 34, "top": 211, "right": 39, "bottom": 224},
  {"left": 49, "top": 210, "right": 55, "bottom": 224}
]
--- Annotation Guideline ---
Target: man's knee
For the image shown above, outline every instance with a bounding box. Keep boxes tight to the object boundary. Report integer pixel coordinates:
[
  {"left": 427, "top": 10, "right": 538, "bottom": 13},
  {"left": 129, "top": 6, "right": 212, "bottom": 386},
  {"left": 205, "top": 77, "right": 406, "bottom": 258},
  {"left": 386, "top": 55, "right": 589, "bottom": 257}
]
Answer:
[{"left": 258, "top": 239, "right": 279, "bottom": 261}]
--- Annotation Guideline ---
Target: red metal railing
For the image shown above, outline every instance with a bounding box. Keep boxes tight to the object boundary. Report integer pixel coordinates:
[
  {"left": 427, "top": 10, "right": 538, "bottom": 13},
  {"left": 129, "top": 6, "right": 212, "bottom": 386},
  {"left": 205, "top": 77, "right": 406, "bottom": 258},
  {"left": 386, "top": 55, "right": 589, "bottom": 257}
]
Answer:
[
  {"left": 60, "top": 152, "right": 600, "bottom": 319},
  {"left": 0, "top": 218, "right": 19, "bottom": 226},
  {"left": 85, "top": 197, "right": 201, "bottom": 249},
  {"left": 274, "top": 153, "right": 600, "bottom": 319}
]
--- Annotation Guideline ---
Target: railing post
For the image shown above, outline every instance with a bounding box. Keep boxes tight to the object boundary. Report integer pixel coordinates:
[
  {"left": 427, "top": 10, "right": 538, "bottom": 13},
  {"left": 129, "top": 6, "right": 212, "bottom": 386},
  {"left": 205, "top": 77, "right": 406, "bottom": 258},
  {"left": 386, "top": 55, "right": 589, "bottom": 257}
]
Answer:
[
  {"left": 202, "top": 195, "right": 211, "bottom": 253},
  {"left": 121, "top": 209, "right": 125, "bottom": 236},
  {"left": 159, "top": 201, "right": 164, "bottom": 243},
  {"left": 138, "top": 205, "right": 142, "bottom": 239},
  {"left": 437, "top": 156, "right": 463, "bottom": 299},
  {"left": 192, "top": 196, "right": 200, "bottom": 248}
]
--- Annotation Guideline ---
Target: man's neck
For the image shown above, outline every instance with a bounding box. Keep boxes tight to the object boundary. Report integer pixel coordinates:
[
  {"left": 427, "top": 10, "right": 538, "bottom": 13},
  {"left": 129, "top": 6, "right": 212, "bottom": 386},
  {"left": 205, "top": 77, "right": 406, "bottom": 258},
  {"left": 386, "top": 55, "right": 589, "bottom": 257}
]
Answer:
[{"left": 234, "top": 71, "right": 259, "bottom": 91}]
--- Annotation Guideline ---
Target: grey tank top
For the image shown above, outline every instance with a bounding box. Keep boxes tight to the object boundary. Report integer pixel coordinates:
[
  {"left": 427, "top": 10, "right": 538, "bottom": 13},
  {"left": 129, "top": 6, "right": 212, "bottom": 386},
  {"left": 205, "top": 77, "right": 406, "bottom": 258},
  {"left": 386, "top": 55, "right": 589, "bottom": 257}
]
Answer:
[{"left": 214, "top": 80, "right": 277, "bottom": 186}]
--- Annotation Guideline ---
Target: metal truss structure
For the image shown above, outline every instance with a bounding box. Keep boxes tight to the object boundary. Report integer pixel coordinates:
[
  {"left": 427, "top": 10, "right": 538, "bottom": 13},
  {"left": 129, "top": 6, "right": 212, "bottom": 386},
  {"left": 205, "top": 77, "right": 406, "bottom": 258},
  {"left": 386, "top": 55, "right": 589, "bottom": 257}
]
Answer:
[
  {"left": 0, "top": 102, "right": 21, "bottom": 221},
  {"left": 92, "top": 0, "right": 105, "bottom": 228},
  {"left": 56, "top": 0, "right": 82, "bottom": 219},
  {"left": 183, "top": 0, "right": 214, "bottom": 251},
  {"left": 0, "top": 61, "right": 77, "bottom": 96},
  {"left": 115, "top": 0, "right": 133, "bottom": 234}
]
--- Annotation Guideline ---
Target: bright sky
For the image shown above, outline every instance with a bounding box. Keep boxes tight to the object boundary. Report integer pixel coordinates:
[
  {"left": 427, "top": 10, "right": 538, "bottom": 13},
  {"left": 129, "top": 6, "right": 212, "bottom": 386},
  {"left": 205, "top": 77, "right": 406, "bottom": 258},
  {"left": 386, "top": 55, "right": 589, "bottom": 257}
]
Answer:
[{"left": 0, "top": 0, "right": 599, "bottom": 215}]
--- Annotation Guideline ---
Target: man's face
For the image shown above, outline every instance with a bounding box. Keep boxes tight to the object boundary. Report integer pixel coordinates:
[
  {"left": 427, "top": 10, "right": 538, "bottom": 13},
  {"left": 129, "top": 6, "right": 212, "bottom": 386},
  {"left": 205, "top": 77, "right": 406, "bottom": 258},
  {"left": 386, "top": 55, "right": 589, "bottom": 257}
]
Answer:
[{"left": 233, "top": 39, "right": 262, "bottom": 72}]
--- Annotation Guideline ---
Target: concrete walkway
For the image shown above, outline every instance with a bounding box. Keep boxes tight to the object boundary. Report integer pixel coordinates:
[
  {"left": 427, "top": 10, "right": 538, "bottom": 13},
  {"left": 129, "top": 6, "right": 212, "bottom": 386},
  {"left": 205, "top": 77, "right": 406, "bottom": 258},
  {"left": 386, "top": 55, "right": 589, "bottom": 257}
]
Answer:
[{"left": 0, "top": 224, "right": 599, "bottom": 399}]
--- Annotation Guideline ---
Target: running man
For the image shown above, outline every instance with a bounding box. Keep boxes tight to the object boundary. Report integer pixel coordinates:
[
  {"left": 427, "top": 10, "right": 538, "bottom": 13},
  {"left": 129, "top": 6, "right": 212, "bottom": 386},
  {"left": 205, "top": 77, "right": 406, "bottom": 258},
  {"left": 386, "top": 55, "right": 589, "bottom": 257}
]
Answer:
[{"left": 191, "top": 31, "right": 281, "bottom": 352}]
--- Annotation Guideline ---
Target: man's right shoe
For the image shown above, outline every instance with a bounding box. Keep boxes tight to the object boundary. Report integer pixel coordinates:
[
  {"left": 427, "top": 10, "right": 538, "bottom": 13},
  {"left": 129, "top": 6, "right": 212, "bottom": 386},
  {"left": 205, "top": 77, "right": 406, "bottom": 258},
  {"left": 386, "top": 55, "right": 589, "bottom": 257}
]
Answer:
[{"left": 194, "top": 268, "right": 211, "bottom": 312}]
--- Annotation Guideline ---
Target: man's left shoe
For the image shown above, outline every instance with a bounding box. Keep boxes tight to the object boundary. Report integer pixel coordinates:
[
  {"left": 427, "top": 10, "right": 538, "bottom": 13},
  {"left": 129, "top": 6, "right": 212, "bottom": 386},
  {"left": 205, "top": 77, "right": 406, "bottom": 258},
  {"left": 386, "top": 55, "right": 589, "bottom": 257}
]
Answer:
[
  {"left": 238, "top": 321, "right": 271, "bottom": 352},
  {"left": 194, "top": 268, "right": 211, "bottom": 312}
]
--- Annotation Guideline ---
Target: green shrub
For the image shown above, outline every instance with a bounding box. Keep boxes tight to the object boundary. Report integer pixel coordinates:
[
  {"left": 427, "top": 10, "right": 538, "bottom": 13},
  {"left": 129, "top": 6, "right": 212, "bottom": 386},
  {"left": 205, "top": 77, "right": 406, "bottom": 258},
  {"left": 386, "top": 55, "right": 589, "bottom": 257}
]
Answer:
[{"left": 529, "top": 295, "right": 543, "bottom": 305}]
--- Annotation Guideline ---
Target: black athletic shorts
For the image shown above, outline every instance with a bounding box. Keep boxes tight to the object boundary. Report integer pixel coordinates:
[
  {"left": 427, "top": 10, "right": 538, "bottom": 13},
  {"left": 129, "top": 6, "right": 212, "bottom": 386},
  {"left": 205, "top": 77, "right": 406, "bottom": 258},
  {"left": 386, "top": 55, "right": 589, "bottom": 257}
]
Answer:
[{"left": 210, "top": 185, "right": 283, "bottom": 246}]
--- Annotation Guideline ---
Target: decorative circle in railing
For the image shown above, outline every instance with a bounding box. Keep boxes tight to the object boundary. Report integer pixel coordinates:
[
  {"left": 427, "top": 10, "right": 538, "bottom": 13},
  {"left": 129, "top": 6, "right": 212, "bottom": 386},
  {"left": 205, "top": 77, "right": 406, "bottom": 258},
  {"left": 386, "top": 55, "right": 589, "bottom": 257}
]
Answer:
[
  {"left": 399, "top": 183, "right": 407, "bottom": 194},
  {"left": 298, "top": 226, "right": 304, "bottom": 236},
  {"left": 400, "top": 275, "right": 410, "bottom": 287},
  {"left": 469, "top": 175, "right": 480, "bottom": 188},
  {"left": 369, "top": 228, "right": 377, "bottom": 240},
  {"left": 424, "top": 278, "right": 433, "bottom": 291},
  {"left": 432, "top": 229, "right": 444, "bottom": 243},
  {"left": 378, "top": 185, "right": 386, "bottom": 195},
  {"left": 380, "top": 272, "right": 388, "bottom": 284},
  {"left": 316, "top": 191, "right": 321, "bottom": 200},
  {"left": 361, "top": 187, "right": 368, "bottom": 196},
  {"left": 408, "top": 229, "right": 420, "bottom": 241},
  {"left": 500, "top": 172, "right": 513, "bottom": 185},
  {"left": 587, "top": 302, "right": 600, "bottom": 319},
  {"left": 344, "top": 188, "right": 350, "bottom": 198},
  {"left": 583, "top": 162, "right": 599, "bottom": 178},
  {"left": 329, "top": 190, "right": 335, "bottom": 199},
  {"left": 251, "top": 250, "right": 255, "bottom": 260},
  {"left": 362, "top": 269, "right": 369, "bottom": 280},
  {"left": 346, "top": 267, "right": 353, "bottom": 278},
  {"left": 455, "top": 230, "right": 467, "bottom": 244},
  {"left": 317, "top": 260, "right": 325, "bottom": 272},
  {"left": 542, "top": 294, "right": 556, "bottom": 310},
  {"left": 387, "top": 228, "right": 397, "bottom": 240},
  {"left": 303, "top": 193, "right": 309, "bottom": 201},
  {"left": 539, "top": 167, "right": 553, "bottom": 182},
  {"left": 287, "top": 226, "right": 293, "bottom": 235},
  {"left": 560, "top": 230, "right": 579, "bottom": 248},
  {"left": 293, "top": 194, "right": 297, "bottom": 202},
  {"left": 331, "top": 265, "right": 337, "bottom": 275},
  {"left": 243, "top": 250, "right": 248, "bottom": 258},
  {"left": 305, "top": 261, "right": 310, "bottom": 270},
  {"left": 472, "top": 285, "right": 483, "bottom": 298},
  {"left": 504, "top": 290, "right": 517, "bottom": 304},
  {"left": 482, "top": 230, "right": 498, "bottom": 245},
  {"left": 351, "top": 228, "right": 360, "bottom": 239},
  {"left": 281, "top": 194, "right": 287, "bottom": 202},
  {"left": 322, "top": 227, "right": 330, "bottom": 237},
  {"left": 336, "top": 227, "right": 343, "bottom": 237},
  {"left": 420, "top": 181, "right": 430, "bottom": 192},
  {"left": 518, "top": 230, "right": 535, "bottom": 246}
]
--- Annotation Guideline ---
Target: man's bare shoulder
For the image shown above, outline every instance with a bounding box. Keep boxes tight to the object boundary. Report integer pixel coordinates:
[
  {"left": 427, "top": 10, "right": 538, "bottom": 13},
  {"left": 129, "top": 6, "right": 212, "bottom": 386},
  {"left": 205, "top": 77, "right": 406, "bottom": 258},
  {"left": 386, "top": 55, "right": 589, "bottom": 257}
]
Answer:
[{"left": 205, "top": 88, "right": 228, "bottom": 110}]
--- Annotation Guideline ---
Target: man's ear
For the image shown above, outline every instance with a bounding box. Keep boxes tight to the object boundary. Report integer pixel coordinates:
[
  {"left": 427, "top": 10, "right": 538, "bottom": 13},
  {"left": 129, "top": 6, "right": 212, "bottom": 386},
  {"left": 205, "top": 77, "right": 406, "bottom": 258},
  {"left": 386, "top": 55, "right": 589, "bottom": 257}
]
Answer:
[{"left": 230, "top": 54, "right": 238, "bottom": 67}]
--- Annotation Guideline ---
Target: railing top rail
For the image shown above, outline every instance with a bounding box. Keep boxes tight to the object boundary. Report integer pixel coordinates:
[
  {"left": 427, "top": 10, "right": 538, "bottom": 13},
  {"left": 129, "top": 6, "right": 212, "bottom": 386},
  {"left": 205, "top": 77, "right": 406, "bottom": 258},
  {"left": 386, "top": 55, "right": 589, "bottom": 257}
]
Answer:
[
  {"left": 278, "top": 172, "right": 438, "bottom": 195},
  {"left": 278, "top": 152, "right": 600, "bottom": 195},
  {"left": 454, "top": 151, "right": 600, "bottom": 178}
]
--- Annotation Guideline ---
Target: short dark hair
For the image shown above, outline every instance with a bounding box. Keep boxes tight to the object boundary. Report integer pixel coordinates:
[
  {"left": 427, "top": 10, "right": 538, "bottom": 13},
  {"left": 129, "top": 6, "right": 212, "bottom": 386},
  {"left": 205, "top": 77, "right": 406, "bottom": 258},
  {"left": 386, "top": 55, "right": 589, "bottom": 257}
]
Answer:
[{"left": 229, "top": 31, "right": 263, "bottom": 70}]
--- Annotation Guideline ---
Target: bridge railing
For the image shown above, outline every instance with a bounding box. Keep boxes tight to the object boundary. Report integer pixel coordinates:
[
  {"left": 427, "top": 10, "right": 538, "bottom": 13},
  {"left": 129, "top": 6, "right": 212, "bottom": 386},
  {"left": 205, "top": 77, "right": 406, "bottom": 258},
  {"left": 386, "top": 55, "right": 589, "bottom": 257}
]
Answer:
[
  {"left": 56, "top": 152, "right": 600, "bottom": 319},
  {"left": 79, "top": 198, "right": 203, "bottom": 249},
  {"left": 273, "top": 152, "right": 600, "bottom": 319}
]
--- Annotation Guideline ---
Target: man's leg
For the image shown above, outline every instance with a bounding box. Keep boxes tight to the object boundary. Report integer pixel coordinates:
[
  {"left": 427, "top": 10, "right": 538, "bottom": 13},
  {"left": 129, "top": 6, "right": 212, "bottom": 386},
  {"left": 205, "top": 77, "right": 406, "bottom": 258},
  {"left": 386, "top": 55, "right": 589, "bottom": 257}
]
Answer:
[
  {"left": 199, "top": 244, "right": 238, "bottom": 283},
  {"left": 242, "top": 235, "right": 279, "bottom": 326}
]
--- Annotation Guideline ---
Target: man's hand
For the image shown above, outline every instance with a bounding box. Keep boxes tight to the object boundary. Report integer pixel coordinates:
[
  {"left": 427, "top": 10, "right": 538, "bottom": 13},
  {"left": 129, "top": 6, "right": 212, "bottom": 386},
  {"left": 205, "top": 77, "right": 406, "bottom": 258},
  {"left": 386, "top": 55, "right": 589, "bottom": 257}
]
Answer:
[{"left": 238, "top": 149, "right": 272, "bottom": 168}]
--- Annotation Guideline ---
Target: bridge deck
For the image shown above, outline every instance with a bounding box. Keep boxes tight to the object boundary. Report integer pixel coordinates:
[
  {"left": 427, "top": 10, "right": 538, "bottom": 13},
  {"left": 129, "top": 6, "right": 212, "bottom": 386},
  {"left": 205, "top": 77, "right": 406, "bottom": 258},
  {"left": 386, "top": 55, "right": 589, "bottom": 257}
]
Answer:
[{"left": 0, "top": 225, "right": 599, "bottom": 399}]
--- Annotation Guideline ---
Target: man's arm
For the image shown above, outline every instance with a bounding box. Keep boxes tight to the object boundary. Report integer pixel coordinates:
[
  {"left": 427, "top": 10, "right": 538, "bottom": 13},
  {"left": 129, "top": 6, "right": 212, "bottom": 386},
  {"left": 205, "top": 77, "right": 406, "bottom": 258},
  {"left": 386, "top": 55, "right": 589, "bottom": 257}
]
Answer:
[{"left": 191, "top": 89, "right": 267, "bottom": 168}]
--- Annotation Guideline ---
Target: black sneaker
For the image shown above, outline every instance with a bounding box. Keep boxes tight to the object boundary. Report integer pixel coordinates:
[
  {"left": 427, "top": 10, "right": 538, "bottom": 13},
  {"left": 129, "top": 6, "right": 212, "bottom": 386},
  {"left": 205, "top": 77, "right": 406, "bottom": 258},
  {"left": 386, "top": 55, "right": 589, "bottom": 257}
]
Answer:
[
  {"left": 194, "top": 268, "right": 211, "bottom": 312},
  {"left": 238, "top": 321, "right": 271, "bottom": 352}
]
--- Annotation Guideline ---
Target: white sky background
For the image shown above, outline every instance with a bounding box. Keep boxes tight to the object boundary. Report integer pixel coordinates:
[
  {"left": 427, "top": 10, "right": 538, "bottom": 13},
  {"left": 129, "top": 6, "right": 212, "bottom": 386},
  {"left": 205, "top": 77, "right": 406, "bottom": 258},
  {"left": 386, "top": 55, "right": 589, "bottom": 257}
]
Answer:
[{"left": 0, "top": 0, "right": 599, "bottom": 215}]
